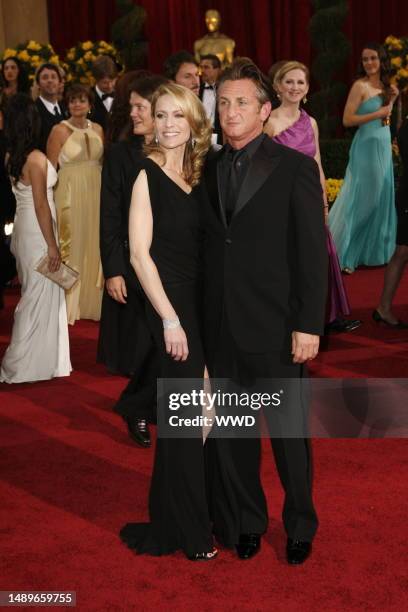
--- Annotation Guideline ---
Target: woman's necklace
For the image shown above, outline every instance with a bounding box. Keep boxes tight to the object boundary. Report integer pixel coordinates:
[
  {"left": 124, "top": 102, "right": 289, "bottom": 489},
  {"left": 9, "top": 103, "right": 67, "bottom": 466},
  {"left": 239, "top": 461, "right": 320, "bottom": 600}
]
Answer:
[{"left": 163, "top": 166, "right": 184, "bottom": 178}]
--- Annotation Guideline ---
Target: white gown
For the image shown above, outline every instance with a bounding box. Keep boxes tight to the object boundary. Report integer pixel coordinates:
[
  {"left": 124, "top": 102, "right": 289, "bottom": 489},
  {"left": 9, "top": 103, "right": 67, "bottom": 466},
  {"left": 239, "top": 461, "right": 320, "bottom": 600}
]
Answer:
[{"left": 0, "top": 161, "right": 71, "bottom": 383}]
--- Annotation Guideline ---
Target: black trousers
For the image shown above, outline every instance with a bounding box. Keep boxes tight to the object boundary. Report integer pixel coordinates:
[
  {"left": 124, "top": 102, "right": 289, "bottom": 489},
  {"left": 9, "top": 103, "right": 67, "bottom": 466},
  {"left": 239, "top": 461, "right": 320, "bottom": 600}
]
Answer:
[{"left": 205, "top": 313, "right": 318, "bottom": 547}]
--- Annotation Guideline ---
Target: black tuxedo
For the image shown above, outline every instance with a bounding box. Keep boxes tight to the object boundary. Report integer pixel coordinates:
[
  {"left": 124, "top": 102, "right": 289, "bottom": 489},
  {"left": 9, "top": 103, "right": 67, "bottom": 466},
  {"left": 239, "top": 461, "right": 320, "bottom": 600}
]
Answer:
[
  {"left": 199, "top": 82, "right": 222, "bottom": 144},
  {"left": 90, "top": 89, "right": 111, "bottom": 131},
  {"left": 35, "top": 98, "right": 67, "bottom": 153},
  {"left": 200, "top": 134, "right": 328, "bottom": 546}
]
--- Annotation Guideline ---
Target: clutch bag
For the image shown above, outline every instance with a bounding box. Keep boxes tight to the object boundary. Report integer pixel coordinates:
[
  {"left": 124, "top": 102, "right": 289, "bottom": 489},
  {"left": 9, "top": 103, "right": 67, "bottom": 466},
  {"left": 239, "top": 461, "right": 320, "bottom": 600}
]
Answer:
[{"left": 35, "top": 255, "right": 79, "bottom": 290}]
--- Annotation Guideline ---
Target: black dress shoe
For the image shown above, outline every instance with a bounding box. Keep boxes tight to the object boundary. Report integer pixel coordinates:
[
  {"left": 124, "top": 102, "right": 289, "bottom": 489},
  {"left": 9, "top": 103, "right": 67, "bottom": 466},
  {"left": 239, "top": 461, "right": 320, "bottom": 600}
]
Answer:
[
  {"left": 325, "top": 318, "right": 362, "bottom": 334},
  {"left": 372, "top": 310, "right": 408, "bottom": 328},
  {"left": 236, "top": 533, "right": 261, "bottom": 559},
  {"left": 186, "top": 547, "right": 218, "bottom": 561},
  {"left": 286, "top": 538, "right": 312, "bottom": 565},
  {"left": 125, "top": 417, "right": 151, "bottom": 447}
]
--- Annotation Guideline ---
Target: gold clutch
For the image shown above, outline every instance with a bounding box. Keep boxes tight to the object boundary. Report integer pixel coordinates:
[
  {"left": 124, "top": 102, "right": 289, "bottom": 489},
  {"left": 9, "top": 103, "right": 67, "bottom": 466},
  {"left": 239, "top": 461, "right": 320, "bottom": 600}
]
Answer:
[{"left": 35, "top": 255, "right": 79, "bottom": 291}]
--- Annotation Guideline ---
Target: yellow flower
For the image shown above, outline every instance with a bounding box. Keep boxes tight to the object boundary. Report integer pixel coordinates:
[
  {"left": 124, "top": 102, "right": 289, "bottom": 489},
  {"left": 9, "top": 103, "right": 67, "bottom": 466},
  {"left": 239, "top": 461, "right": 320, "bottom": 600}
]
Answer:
[
  {"left": 31, "top": 54, "right": 40, "bottom": 63},
  {"left": 82, "top": 41, "right": 93, "bottom": 50},
  {"left": 50, "top": 54, "right": 59, "bottom": 64},
  {"left": 80, "top": 76, "right": 89, "bottom": 83},
  {"left": 83, "top": 51, "right": 94, "bottom": 61},
  {"left": 326, "top": 179, "right": 343, "bottom": 203},
  {"left": 391, "top": 56, "right": 402, "bottom": 68},
  {"left": 3, "top": 48, "right": 17, "bottom": 58},
  {"left": 27, "top": 40, "right": 41, "bottom": 51},
  {"left": 397, "top": 68, "right": 408, "bottom": 79},
  {"left": 17, "top": 50, "right": 30, "bottom": 62},
  {"left": 66, "top": 50, "right": 75, "bottom": 61},
  {"left": 77, "top": 57, "right": 84, "bottom": 65}
]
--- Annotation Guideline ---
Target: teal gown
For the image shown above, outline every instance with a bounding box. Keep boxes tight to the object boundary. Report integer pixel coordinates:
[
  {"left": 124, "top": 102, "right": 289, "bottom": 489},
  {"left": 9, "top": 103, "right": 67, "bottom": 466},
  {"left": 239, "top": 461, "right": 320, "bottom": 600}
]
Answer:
[{"left": 328, "top": 95, "right": 396, "bottom": 271}]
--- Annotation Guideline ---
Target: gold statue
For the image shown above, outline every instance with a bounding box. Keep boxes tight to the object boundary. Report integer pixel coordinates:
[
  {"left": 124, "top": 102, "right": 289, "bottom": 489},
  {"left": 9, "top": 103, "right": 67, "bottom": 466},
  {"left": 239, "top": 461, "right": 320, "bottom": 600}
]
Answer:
[{"left": 194, "top": 9, "right": 235, "bottom": 67}]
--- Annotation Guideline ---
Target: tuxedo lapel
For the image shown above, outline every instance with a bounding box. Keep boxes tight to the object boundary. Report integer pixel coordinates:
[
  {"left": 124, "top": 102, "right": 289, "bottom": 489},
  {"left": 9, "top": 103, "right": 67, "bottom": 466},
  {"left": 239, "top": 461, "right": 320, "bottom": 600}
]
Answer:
[
  {"left": 233, "top": 138, "right": 282, "bottom": 219},
  {"left": 205, "top": 150, "right": 227, "bottom": 228}
]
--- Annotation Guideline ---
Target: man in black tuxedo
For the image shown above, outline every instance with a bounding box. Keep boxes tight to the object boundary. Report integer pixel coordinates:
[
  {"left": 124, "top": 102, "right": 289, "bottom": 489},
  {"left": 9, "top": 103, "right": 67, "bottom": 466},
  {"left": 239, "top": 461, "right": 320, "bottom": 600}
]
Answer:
[
  {"left": 199, "top": 54, "right": 222, "bottom": 143},
  {"left": 35, "top": 63, "right": 67, "bottom": 152},
  {"left": 90, "top": 55, "right": 118, "bottom": 131},
  {"left": 201, "top": 59, "right": 328, "bottom": 564},
  {"left": 98, "top": 75, "right": 167, "bottom": 446}
]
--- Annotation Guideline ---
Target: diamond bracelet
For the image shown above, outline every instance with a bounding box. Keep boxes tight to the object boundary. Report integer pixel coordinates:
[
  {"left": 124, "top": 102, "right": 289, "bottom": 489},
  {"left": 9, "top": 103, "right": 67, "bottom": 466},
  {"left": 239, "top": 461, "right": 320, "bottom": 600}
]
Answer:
[{"left": 163, "top": 317, "right": 180, "bottom": 330}]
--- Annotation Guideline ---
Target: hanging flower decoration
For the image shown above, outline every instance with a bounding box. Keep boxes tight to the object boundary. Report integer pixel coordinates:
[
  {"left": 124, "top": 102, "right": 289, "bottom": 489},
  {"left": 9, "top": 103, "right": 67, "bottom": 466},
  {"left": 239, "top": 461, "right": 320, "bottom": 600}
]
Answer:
[
  {"left": 384, "top": 35, "right": 408, "bottom": 92},
  {"left": 1, "top": 41, "right": 61, "bottom": 82},
  {"left": 64, "top": 40, "right": 121, "bottom": 85}
]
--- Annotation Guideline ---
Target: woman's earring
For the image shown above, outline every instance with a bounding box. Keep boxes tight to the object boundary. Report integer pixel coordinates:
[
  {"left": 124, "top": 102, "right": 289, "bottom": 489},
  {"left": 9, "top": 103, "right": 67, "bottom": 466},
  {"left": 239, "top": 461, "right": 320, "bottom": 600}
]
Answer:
[
  {"left": 276, "top": 92, "right": 281, "bottom": 100},
  {"left": 303, "top": 95, "right": 308, "bottom": 104},
  {"left": 154, "top": 133, "right": 159, "bottom": 144},
  {"left": 191, "top": 136, "right": 196, "bottom": 148}
]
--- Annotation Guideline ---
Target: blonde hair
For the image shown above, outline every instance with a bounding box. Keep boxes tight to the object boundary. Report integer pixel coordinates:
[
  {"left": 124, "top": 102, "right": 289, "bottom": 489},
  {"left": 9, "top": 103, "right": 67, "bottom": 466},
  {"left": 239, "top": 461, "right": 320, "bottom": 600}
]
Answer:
[
  {"left": 273, "top": 61, "right": 310, "bottom": 91},
  {"left": 143, "top": 82, "right": 212, "bottom": 187}
]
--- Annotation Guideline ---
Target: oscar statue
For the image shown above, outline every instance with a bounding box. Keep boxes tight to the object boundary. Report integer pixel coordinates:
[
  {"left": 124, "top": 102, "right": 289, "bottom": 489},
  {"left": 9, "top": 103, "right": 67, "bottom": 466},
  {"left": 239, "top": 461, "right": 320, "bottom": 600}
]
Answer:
[{"left": 194, "top": 9, "right": 235, "bottom": 67}]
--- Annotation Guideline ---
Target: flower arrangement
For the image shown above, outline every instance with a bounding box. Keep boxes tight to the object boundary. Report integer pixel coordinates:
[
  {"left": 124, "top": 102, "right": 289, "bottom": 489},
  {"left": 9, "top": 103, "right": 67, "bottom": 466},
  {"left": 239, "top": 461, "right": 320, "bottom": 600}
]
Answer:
[
  {"left": 326, "top": 178, "right": 343, "bottom": 204},
  {"left": 1, "top": 41, "right": 60, "bottom": 82},
  {"left": 64, "top": 40, "right": 121, "bottom": 85},
  {"left": 384, "top": 35, "right": 408, "bottom": 92}
]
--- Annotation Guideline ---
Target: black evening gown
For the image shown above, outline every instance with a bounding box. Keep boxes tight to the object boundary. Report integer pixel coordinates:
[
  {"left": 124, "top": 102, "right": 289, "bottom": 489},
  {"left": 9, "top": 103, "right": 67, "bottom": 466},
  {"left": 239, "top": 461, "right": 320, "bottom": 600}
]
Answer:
[
  {"left": 97, "top": 136, "right": 155, "bottom": 378},
  {"left": 120, "top": 159, "right": 214, "bottom": 557},
  {"left": 396, "top": 119, "right": 408, "bottom": 246},
  {"left": 0, "top": 128, "right": 16, "bottom": 288}
]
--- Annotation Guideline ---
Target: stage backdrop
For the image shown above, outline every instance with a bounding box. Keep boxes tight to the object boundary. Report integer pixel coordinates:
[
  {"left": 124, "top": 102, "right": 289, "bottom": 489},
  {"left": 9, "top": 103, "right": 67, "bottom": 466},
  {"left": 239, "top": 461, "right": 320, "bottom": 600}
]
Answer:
[{"left": 47, "top": 0, "right": 408, "bottom": 79}]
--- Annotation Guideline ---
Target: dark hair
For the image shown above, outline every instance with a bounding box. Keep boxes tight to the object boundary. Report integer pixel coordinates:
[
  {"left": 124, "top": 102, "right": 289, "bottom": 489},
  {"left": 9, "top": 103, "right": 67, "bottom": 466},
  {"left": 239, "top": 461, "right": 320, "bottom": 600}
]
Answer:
[
  {"left": 200, "top": 54, "right": 222, "bottom": 70},
  {"left": 5, "top": 93, "right": 41, "bottom": 182},
  {"left": 1, "top": 57, "right": 30, "bottom": 94},
  {"left": 105, "top": 70, "right": 151, "bottom": 146},
  {"left": 92, "top": 55, "right": 118, "bottom": 80},
  {"left": 357, "top": 43, "right": 392, "bottom": 99},
  {"left": 163, "top": 50, "right": 197, "bottom": 81},
  {"left": 64, "top": 83, "right": 94, "bottom": 106},
  {"left": 217, "top": 57, "right": 273, "bottom": 105},
  {"left": 35, "top": 63, "right": 62, "bottom": 84},
  {"left": 129, "top": 74, "right": 169, "bottom": 102}
]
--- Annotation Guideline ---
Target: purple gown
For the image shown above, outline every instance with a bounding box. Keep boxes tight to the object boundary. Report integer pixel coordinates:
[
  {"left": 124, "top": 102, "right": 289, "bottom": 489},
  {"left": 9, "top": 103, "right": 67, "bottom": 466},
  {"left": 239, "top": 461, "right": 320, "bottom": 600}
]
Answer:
[{"left": 273, "top": 109, "right": 350, "bottom": 322}]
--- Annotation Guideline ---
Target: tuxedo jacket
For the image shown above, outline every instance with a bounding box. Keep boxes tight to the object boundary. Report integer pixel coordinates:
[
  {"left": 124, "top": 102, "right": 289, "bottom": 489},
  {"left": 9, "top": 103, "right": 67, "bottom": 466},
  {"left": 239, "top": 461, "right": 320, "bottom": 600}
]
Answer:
[
  {"left": 199, "top": 135, "right": 328, "bottom": 355},
  {"left": 99, "top": 137, "right": 144, "bottom": 280},
  {"left": 199, "top": 82, "right": 222, "bottom": 144},
  {"left": 90, "top": 89, "right": 110, "bottom": 131},
  {"left": 35, "top": 98, "right": 67, "bottom": 153}
]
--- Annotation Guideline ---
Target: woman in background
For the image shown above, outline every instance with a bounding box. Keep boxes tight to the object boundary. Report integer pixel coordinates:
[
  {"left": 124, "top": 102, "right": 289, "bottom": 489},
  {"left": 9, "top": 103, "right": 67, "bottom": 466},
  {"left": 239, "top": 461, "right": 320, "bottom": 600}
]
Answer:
[
  {"left": 47, "top": 84, "right": 104, "bottom": 324},
  {"left": 373, "top": 117, "right": 408, "bottom": 327},
  {"left": 0, "top": 94, "right": 70, "bottom": 383},
  {"left": 265, "top": 61, "right": 360, "bottom": 333},
  {"left": 0, "top": 57, "right": 30, "bottom": 103},
  {"left": 328, "top": 43, "right": 398, "bottom": 273}
]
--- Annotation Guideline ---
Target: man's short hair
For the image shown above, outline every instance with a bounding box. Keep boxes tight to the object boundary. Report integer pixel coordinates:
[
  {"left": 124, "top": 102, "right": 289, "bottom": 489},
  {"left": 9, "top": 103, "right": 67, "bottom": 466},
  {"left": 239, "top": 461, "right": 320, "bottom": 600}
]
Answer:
[
  {"left": 217, "top": 57, "right": 273, "bottom": 105},
  {"left": 92, "top": 55, "right": 118, "bottom": 81},
  {"left": 163, "top": 50, "right": 197, "bottom": 81},
  {"left": 200, "top": 54, "right": 221, "bottom": 70},
  {"left": 35, "top": 63, "right": 61, "bottom": 84},
  {"left": 129, "top": 74, "right": 169, "bottom": 103}
]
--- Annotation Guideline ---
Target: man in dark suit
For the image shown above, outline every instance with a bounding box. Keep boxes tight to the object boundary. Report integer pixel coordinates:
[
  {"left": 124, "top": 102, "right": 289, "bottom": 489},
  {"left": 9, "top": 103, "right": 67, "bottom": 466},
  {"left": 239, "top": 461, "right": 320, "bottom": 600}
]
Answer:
[
  {"left": 35, "top": 63, "right": 67, "bottom": 152},
  {"left": 90, "top": 55, "right": 118, "bottom": 131},
  {"left": 199, "top": 54, "right": 222, "bottom": 143},
  {"left": 98, "top": 74, "right": 167, "bottom": 447},
  {"left": 200, "top": 59, "right": 328, "bottom": 564}
]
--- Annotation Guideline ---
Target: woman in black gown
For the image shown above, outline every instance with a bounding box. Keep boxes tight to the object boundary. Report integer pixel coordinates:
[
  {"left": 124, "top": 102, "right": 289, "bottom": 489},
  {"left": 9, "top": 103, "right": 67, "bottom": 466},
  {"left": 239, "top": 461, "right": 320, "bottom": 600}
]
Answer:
[{"left": 119, "top": 83, "right": 217, "bottom": 559}]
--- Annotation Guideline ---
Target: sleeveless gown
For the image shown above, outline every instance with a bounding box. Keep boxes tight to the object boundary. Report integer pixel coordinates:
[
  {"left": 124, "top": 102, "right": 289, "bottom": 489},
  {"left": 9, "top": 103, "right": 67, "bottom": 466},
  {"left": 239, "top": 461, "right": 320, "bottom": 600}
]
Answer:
[
  {"left": 0, "top": 161, "right": 71, "bottom": 383},
  {"left": 328, "top": 95, "right": 397, "bottom": 270},
  {"left": 54, "top": 121, "right": 104, "bottom": 324},
  {"left": 273, "top": 109, "right": 350, "bottom": 322},
  {"left": 119, "top": 159, "right": 214, "bottom": 557}
]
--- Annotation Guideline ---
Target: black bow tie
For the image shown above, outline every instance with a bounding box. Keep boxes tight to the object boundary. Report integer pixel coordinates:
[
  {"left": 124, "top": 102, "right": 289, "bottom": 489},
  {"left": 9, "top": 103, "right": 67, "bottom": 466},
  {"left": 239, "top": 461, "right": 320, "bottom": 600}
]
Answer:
[
  {"left": 203, "top": 84, "right": 215, "bottom": 90},
  {"left": 101, "top": 93, "right": 114, "bottom": 101}
]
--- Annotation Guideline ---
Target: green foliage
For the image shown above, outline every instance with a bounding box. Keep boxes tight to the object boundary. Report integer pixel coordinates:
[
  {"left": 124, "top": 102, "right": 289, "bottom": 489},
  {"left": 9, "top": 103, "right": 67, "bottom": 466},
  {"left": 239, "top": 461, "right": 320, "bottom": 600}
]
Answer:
[
  {"left": 111, "top": 1, "right": 147, "bottom": 69},
  {"left": 308, "top": 0, "right": 351, "bottom": 138},
  {"left": 320, "top": 139, "right": 351, "bottom": 178}
]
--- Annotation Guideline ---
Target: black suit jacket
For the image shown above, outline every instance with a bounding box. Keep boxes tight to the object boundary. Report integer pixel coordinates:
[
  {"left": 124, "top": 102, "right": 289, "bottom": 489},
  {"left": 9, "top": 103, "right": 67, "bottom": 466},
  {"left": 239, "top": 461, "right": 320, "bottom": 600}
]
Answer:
[
  {"left": 35, "top": 98, "right": 67, "bottom": 153},
  {"left": 99, "top": 136, "right": 144, "bottom": 280},
  {"left": 199, "top": 135, "right": 328, "bottom": 355},
  {"left": 199, "top": 82, "right": 222, "bottom": 144},
  {"left": 90, "top": 89, "right": 110, "bottom": 131}
]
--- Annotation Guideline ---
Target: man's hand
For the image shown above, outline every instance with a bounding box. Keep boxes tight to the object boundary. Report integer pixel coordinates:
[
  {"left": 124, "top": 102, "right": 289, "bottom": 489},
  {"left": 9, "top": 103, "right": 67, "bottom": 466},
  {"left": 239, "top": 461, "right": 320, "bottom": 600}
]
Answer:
[
  {"left": 106, "top": 275, "right": 127, "bottom": 304},
  {"left": 292, "top": 331, "right": 320, "bottom": 364}
]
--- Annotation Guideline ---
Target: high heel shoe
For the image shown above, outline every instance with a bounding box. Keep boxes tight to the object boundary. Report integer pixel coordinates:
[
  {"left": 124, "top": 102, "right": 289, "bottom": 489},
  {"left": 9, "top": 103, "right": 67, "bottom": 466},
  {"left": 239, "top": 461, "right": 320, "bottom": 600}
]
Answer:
[
  {"left": 342, "top": 267, "right": 354, "bottom": 274},
  {"left": 372, "top": 310, "right": 408, "bottom": 328},
  {"left": 186, "top": 547, "right": 218, "bottom": 561}
]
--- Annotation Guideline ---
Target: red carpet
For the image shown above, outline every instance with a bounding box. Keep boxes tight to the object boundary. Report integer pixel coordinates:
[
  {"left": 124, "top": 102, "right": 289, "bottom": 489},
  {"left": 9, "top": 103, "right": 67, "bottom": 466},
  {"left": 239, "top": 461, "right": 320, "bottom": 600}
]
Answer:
[{"left": 1, "top": 267, "right": 407, "bottom": 611}]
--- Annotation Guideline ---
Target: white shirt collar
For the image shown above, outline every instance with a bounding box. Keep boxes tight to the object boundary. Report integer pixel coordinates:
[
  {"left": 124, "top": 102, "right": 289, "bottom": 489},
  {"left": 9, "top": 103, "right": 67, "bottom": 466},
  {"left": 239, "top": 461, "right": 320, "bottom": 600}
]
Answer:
[{"left": 40, "top": 96, "right": 61, "bottom": 115}]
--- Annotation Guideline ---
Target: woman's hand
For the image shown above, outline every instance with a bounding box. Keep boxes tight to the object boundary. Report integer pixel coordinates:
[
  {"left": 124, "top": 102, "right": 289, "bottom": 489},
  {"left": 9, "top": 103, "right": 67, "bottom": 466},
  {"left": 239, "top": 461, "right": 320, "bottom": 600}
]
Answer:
[
  {"left": 377, "top": 103, "right": 393, "bottom": 120},
  {"left": 389, "top": 84, "right": 399, "bottom": 103},
  {"left": 47, "top": 244, "right": 61, "bottom": 272},
  {"left": 164, "top": 325, "right": 189, "bottom": 361}
]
